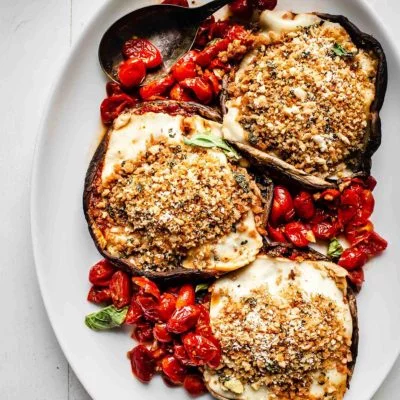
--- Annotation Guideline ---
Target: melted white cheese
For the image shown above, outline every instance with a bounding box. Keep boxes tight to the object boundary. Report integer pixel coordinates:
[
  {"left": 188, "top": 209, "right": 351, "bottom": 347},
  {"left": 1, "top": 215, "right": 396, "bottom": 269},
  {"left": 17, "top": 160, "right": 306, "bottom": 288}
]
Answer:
[
  {"left": 206, "top": 255, "right": 352, "bottom": 399},
  {"left": 260, "top": 10, "right": 321, "bottom": 34}
]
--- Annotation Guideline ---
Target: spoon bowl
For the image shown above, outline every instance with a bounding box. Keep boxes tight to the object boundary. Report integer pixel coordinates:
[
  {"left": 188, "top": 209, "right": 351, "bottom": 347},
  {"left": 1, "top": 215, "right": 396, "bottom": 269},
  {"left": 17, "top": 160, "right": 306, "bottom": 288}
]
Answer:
[{"left": 99, "top": 0, "right": 233, "bottom": 85}]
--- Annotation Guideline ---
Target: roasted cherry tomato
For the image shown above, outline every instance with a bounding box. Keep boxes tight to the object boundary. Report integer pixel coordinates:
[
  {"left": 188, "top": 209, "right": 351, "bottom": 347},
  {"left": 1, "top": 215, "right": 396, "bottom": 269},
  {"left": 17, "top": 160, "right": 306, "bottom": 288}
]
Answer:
[
  {"left": 129, "top": 345, "right": 155, "bottom": 383},
  {"left": 167, "top": 305, "right": 200, "bottom": 334},
  {"left": 354, "top": 189, "right": 375, "bottom": 225},
  {"left": 293, "top": 191, "right": 315, "bottom": 220},
  {"left": 139, "top": 74, "right": 175, "bottom": 100},
  {"left": 229, "top": 0, "right": 253, "bottom": 19},
  {"left": 312, "top": 220, "right": 340, "bottom": 241},
  {"left": 347, "top": 268, "right": 365, "bottom": 289},
  {"left": 267, "top": 224, "right": 287, "bottom": 243},
  {"left": 170, "top": 84, "right": 194, "bottom": 101},
  {"left": 195, "top": 38, "right": 230, "bottom": 67},
  {"left": 118, "top": 58, "right": 146, "bottom": 88},
  {"left": 132, "top": 321, "right": 154, "bottom": 343},
  {"left": 87, "top": 286, "right": 112, "bottom": 305},
  {"left": 172, "top": 51, "right": 198, "bottom": 81},
  {"left": 176, "top": 284, "right": 195, "bottom": 309},
  {"left": 100, "top": 94, "right": 136, "bottom": 125},
  {"left": 161, "top": 356, "right": 186, "bottom": 384},
  {"left": 194, "top": 16, "right": 215, "bottom": 47},
  {"left": 345, "top": 221, "right": 374, "bottom": 245},
  {"left": 161, "top": 0, "right": 189, "bottom": 6},
  {"left": 338, "top": 247, "right": 368, "bottom": 270},
  {"left": 203, "top": 70, "right": 221, "bottom": 95},
  {"left": 132, "top": 276, "right": 161, "bottom": 301},
  {"left": 174, "top": 344, "right": 197, "bottom": 367},
  {"left": 358, "top": 231, "right": 388, "bottom": 257},
  {"left": 158, "top": 293, "right": 177, "bottom": 322},
  {"left": 88, "top": 259, "right": 115, "bottom": 287},
  {"left": 182, "top": 333, "right": 220, "bottom": 366},
  {"left": 205, "top": 335, "right": 222, "bottom": 368},
  {"left": 125, "top": 298, "right": 143, "bottom": 325},
  {"left": 106, "top": 81, "right": 123, "bottom": 97},
  {"left": 270, "top": 186, "right": 295, "bottom": 226},
  {"left": 254, "top": 0, "right": 278, "bottom": 11},
  {"left": 181, "top": 77, "right": 213, "bottom": 104},
  {"left": 319, "top": 189, "right": 341, "bottom": 203},
  {"left": 195, "top": 304, "right": 212, "bottom": 337},
  {"left": 136, "top": 295, "right": 161, "bottom": 322},
  {"left": 153, "top": 324, "right": 173, "bottom": 343},
  {"left": 184, "top": 374, "right": 207, "bottom": 396},
  {"left": 109, "top": 270, "right": 131, "bottom": 308},
  {"left": 209, "top": 20, "right": 232, "bottom": 39},
  {"left": 284, "top": 221, "right": 310, "bottom": 248},
  {"left": 122, "top": 38, "right": 163, "bottom": 68}
]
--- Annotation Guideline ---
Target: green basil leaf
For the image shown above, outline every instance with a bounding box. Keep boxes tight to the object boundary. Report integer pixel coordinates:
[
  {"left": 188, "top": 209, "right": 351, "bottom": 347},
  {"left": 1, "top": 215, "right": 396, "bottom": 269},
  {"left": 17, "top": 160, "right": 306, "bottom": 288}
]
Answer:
[
  {"left": 331, "top": 43, "right": 356, "bottom": 58},
  {"left": 328, "top": 238, "right": 344, "bottom": 260},
  {"left": 195, "top": 283, "right": 210, "bottom": 293},
  {"left": 183, "top": 133, "right": 241, "bottom": 160},
  {"left": 85, "top": 305, "right": 128, "bottom": 331}
]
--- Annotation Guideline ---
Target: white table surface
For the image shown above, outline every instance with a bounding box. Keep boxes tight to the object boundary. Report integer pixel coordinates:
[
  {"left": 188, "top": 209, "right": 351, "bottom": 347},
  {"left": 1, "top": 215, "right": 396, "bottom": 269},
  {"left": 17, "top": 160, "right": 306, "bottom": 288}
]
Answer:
[{"left": 0, "top": 0, "right": 398, "bottom": 398}]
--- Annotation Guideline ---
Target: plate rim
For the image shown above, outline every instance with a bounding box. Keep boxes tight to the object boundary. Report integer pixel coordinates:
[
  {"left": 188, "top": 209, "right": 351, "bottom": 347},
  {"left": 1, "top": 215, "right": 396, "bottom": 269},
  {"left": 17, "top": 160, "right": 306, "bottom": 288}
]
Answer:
[{"left": 30, "top": 1, "right": 400, "bottom": 399}]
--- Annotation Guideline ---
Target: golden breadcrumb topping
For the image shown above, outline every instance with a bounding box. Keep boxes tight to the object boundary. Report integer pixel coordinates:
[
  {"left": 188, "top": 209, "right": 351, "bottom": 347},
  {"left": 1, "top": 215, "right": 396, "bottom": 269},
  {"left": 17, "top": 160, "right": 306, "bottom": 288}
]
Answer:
[
  {"left": 228, "top": 22, "right": 378, "bottom": 177},
  {"left": 209, "top": 284, "right": 351, "bottom": 399},
  {"left": 93, "top": 138, "right": 262, "bottom": 272}
]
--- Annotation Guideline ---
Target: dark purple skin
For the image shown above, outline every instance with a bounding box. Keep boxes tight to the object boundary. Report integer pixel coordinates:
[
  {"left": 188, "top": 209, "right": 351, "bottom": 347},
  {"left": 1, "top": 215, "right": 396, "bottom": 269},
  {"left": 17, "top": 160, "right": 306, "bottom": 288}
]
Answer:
[
  {"left": 83, "top": 100, "right": 273, "bottom": 283},
  {"left": 222, "top": 13, "right": 388, "bottom": 191}
]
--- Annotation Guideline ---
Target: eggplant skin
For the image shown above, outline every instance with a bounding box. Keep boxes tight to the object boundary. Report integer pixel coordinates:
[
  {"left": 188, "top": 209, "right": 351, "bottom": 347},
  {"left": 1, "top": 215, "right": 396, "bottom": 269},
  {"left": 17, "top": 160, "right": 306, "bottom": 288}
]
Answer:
[
  {"left": 222, "top": 13, "right": 388, "bottom": 190},
  {"left": 83, "top": 100, "right": 272, "bottom": 283}
]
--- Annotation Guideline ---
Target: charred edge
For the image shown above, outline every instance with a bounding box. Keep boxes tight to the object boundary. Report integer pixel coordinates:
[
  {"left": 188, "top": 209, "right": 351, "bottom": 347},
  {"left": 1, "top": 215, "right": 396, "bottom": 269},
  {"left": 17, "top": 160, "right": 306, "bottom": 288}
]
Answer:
[{"left": 347, "top": 285, "right": 359, "bottom": 385}]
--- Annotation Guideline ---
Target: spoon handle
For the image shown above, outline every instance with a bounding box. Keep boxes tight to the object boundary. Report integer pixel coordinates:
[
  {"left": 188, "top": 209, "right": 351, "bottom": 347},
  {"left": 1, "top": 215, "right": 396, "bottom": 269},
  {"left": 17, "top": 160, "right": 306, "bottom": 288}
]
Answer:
[{"left": 191, "top": 0, "right": 233, "bottom": 23}]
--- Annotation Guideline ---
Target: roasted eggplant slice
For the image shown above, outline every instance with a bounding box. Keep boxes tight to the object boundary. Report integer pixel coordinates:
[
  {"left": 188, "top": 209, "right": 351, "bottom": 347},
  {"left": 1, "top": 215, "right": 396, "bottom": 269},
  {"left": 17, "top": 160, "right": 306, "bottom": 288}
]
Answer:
[
  {"left": 222, "top": 10, "right": 387, "bottom": 189},
  {"left": 84, "top": 101, "right": 272, "bottom": 281},
  {"left": 204, "top": 246, "right": 358, "bottom": 400}
]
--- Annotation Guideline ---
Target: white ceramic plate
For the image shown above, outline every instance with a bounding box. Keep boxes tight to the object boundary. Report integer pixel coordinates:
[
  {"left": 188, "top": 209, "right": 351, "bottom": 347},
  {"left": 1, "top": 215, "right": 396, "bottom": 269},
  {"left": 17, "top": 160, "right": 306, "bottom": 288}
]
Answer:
[{"left": 31, "top": 1, "right": 400, "bottom": 399}]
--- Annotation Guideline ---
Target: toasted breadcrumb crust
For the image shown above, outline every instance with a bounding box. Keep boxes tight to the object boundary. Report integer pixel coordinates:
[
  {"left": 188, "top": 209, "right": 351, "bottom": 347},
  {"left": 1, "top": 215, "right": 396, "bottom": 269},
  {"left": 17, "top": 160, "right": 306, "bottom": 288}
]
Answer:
[
  {"left": 90, "top": 138, "right": 262, "bottom": 272},
  {"left": 228, "top": 22, "right": 378, "bottom": 177},
  {"left": 208, "top": 284, "right": 351, "bottom": 399}
]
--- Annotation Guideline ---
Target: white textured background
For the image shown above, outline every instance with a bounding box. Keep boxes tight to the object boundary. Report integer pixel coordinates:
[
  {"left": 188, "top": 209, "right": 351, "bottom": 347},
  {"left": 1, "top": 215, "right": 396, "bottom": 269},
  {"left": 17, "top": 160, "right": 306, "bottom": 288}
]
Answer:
[{"left": 0, "top": 0, "right": 398, "bottom": 398}]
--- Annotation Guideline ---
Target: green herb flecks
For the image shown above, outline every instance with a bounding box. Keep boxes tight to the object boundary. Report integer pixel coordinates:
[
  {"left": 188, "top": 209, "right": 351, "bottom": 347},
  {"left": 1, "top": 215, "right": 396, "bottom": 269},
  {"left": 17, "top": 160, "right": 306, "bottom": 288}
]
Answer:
[
  {"left": 183, "top": 132, "right": 241, "bottom": 160},
  {"left": 331, "top": 43, "right": 357, "bottom": 58},
  {"left": 328, "top": 238, "right": 344, "bottom": 260},
  {"left": 234, "top": 173, "right": 250, "bottom": 193},
  {"left": 195, "top": 283, "right": 210, "bottom": 293},
  {"left": 85, "top": 305, "right": 128, "bottom": 331}
]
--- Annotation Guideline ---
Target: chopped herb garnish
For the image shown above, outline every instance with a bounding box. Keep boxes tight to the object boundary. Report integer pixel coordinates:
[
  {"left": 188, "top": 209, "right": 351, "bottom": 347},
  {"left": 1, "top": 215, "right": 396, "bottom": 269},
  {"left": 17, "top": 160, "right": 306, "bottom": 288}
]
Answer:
[
  {"left": 328, "top": 238, "right": 344, "bottom": 260},
  {"left": 331, "top": 43, "right": 357, "bottom": 58}
]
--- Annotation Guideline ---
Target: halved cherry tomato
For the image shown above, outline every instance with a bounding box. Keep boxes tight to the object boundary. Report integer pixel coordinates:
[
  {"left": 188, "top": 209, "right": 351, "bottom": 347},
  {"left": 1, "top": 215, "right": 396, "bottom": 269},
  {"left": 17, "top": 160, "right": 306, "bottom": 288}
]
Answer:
[
  {"left": 182, "top": 333, "right": 220, "bottom": 366},
  {"left": 100, "top": 94, "right": 136, "bottom": 125},
  {"left": 122, "top": 38, "right": 163, "bottom": 69},
  {"left": 284, "top": 221, "right": 310, "bottom": 248},
  {"left": 347, "top": 268, "right": 365, "bottom": 288},
  {"left": 87, "top": 286, "right": 112, "bottom": 305},
  {"left": 118, "top": 58, "right": 146, "bottom": 88},
  {"left": 184, "top": 374, "right": 207, "bottom": 396},
  {"left": 174, "top": 344, "right": 196, "bottom": 367},
  {"left": 170, "top": 84, "right": 194, "bottom": 101},
  {"left": 136, "top": 295, "right": 160, "bottom": 322},
  {"left": 270, "top": 186, "right": 295, "bottom": 226},
  {"left": 176, "top": 284, "right": 195, "bottom": 309},
  {"left": 345, "top": 221, "right": 374, "bottom": 245},
  {"left": 88, "top": 259, "right": 115, "bottom": 287},
  {"left": 132, "top": 276, "right": 161, "bottom": 301},
  {"left": 161, "top": 356, "right": 186, "bottom": 384},
  {"left": 195, "top": 38, "right": 230, "bottom": 67},
  {"left": 132, "top": 321, "right": 154, "bottom": 343},
  {"left": 153, "top": 324, "right": 173, "bottom": 343},
  {"left": 109, "top": 270, "right": 131, "bottom": 308},
  {"left": 209, "top": 58, "right": 231, "bottom": 71},
  {"left": 338, "top": 247, "right": 368, "bottom": 270},
  {"left": 125, "top": 298, "right": 143, "bottom": 325},
  {"left": 312, "top": 220, "right": 340, "bottom": 241},
  {"left": 129, "top": 345, "right": 155, "bottom": 383},
  {"left": 209, "top": 20, "right": 232, "bottom": 39},
  {"left": 158, "top": 293, "right": 177, "bottom": 322},
  {"left": 167, "top": 305, "right": 200, "bottom": 334},
  {"left": 229, "top": 0, "right": 253, "bottom": 19},
  {"left": 206, "top": 335, "right": 222, "bottom": 368},
  {"left": 319, "top": 189, "right": 341, "bottom": 203},
  {"left": 194, "top": 16, "right": 215, "bottom": 47},
  {"left": 181, "top": 77, "right": 213, "bottom": 104},
  {"left": 171, "top": 51, "right": 198, "bottom": 81},
  {"left": 293, "top": 191, "right": 315, "bottom": 220},
  {"left": 203, "top": 70, "right": 221, "bottom": 95},
  {"left": 161, "top": 0, "right": 189, "bottom": 6},
  {"left": 139, "top": 75, "right": 175, "bottom": 100},
  {"left": 267, "top": 224, "right": 287, "bottom": 243},
  {"left": 354, "top": 189, "right": 375, "bottom": 225},
  {"left": 254, "top": 0, "right": 278, "bottom": 11},
  {"left": 195, "top": 304, "right": 212, "bottom": 337},
  {"left": 358, "top": 231, "right": 388, "bottom": 257}
]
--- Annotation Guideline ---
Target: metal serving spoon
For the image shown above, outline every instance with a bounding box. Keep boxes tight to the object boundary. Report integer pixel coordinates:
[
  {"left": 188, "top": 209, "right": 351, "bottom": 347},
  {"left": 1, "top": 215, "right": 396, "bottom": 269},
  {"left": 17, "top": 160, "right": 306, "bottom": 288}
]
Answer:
[{"left": 99, "top": 0, "right": 233, "bottom": 85}]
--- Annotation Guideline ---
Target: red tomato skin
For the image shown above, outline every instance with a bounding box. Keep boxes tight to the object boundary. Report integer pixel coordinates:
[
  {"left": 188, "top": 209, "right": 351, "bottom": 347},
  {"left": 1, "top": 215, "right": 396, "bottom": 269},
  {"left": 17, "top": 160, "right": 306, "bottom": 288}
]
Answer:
[
  {"left": 338, "top": 248, "right": 368, "bottom": 270},
  {"left": 87, "top": 286, "right": 112, "bottom": 305},
  {"left": 174, "top": 344, "right": 197, "bottom": 367},
  {"left": 195, "top": 38, "right": 230, "bottom": 67},
  {"left": 136, "top": 295, "right": 161, "bottom": 323},
  {"left": 139, "top": 75, "right": 175, "bottom": 100},
  {"left": 153, "top": 324, "right": 173, "bottom": 343},
  {"left": 358, "top": 231, "right": 388, "bottom": 257},
  {"left": 166, "top": 305, "right": 200, "bottom": 334},
  {"left": 132, "top": 277, "right": 161, "bottom": 301},
  {"left": 270, "top": 186, "right": 295, "bottom": 225},
  {"left": 132, "top": 321, "right": 154, "bottom": 343},
  {"left": 100, "top": 94, "right": 136, "bottom": 125},
  {"left": 106, "top": 81, "right": 123, "bottom": 97},
  {"left": 345, "top": 221, "right": 374, "bottom": 246},
  {"left": 118, "top": 58, "right": 146, "bottom": 88},
  {"left": 182, "top": 333, "right": 220, "bottom": 366},
  {"left": 172, "top": 51, "right": 198, "bottom": 81},
  {"left": 347, "top": 268, "right": 365, "bottom": 288},
  {"left": 195, "top": 304, "right": 212, "bottom": 337},
  {"left": 161, "top": 356, "right": 186, "bottom": 384},
  {"left": 176, "top": 284, "right": 195, "bottom": 309},
  {"left": 180, "top": 77, "right": 213, "bottom": 104},
  {"left": 184, "top": 374, "right": 207, "bottom": 396},
  {"left": 229, "top": 0, "right": 253, "bottom": 19},
  {"left": 109, "top": 271, "right": 131, "bottom": 308},
  {"left": 129, "top": 345, "right": 155, "bottom": 383},
  {"left": 169, "top": 84, "right": 194, "bottom": 102},
  {"left": 158, "top": 293, "right": 177, "bottom": 322},
  {"left": 267, "top": 224, "right": 287, "bottom": 243},
  {"left": 88, "top": 259, "right": 115, "bottom": 287},
  {"left": 194, "top": 16, "right": 215, "bottom": 47},
  {"left": 122, "top": 38, "right": 163, "bottom": 68},
  {"left": 125, "top": 298, "right": 143, "bottom": 325},
  {"left": 284, "top": 222, "right": 310, "bottom": 248},
  {"left": 293, "top": 191, "right": 315, "bottom": 220}
]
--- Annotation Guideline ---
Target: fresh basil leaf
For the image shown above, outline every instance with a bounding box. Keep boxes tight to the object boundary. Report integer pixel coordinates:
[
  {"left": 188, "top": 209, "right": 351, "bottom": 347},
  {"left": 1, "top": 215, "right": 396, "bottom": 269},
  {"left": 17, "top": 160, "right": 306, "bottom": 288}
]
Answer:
[
  {"left": 328, "top": 238, "right": 344, "bottom": 260},
  {"left": 331, "top": 43, "right": 356, "bottom": 58},
  {"left": 195, "top": 283, "right": 210, "bottom": 293},
  {"left": 183, "top": 133, "right": 240, "bottom": 160},
  {"left": 85, "top": 305, "right": 128, "bottom": 331}
]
